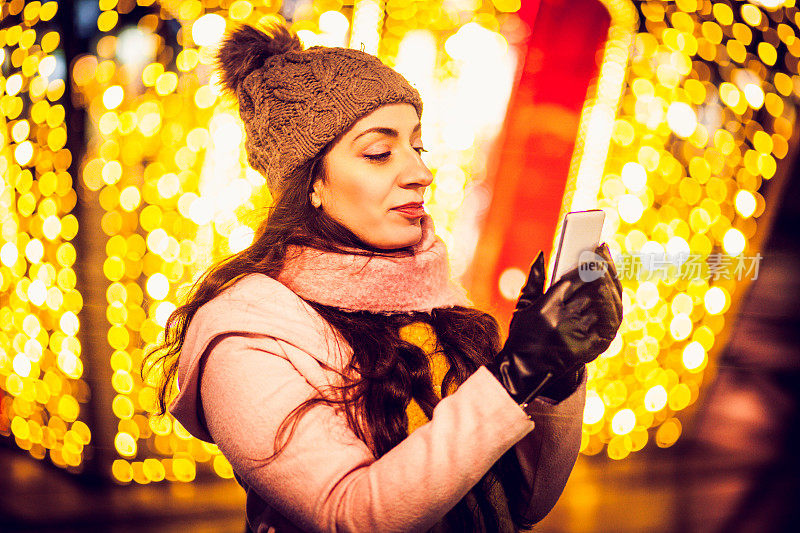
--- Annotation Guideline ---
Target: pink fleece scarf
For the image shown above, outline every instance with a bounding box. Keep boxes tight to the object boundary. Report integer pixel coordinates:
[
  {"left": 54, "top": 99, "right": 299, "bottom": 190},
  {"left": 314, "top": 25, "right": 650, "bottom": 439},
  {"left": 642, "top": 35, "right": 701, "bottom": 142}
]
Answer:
[{"left": 274, "top": 214, "right": 473, "bottom": 315}]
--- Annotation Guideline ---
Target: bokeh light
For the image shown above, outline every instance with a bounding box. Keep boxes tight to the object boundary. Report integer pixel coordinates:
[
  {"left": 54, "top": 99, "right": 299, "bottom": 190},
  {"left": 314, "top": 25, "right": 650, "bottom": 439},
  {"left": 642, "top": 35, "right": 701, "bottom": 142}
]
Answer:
[
  {"left": 1, "top": 1, "right": 87, "bottom": 471},
  {"left": 564, "top": 0, "right": 797, "bottom": 459}
]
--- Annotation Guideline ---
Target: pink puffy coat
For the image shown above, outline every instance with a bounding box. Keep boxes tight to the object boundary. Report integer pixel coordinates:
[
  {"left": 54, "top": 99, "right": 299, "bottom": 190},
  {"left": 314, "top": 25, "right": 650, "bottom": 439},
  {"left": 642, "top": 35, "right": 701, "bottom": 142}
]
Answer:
[{"left": 169, "top": 273, "right": 587, "bottom": 532}]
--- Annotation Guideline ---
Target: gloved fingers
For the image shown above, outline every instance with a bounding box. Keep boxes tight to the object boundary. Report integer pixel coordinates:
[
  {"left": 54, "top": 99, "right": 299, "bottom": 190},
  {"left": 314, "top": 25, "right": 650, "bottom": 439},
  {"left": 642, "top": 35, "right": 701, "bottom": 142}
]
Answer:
[
  {"left": 564, "top": 273, "right": 622, "bottom": 338},
  {"left": 554, "top": 300, "right": 592, "bottom": 339},
  {"left": 549, "top": 265, "right": 589, "bottom": 302},
  {"left": 595, "top": 311, "right": 621, "bottom": 343},
  {"left": 593, "top": 277, "right": 623, "bottom": 339},
  {"left": 585, "top": 334, "right": 616, "bottom": 363},
  {"left": 584, "top": 337, "right": 613, "bottom": 364},
  {"left": 516, "top": 251, "right": 546, "bottom": 310},
  {"left": 561, "top": 270, "right": 612, "bottom": 308},
  {"left": 575, "top": 325, "right": 616, "bottom": 363},
  {"left": 595, "top": 243, "right": 623, "bottom": 297},
  {"left": 575, "top": 311, "right": 598, "bottom": 335},
  {"left": 575, "top": 260, "right": 622, "bottom": 317},
  {"left": 563, "top": 295, "right": 592, "bottom": 317},
  {"left": 553, "top": 306, "right": 595, "bottom": 345},
  {"left": 542, "top": 272, "right": 579, "bottom": 307},
  {"left": 567, "top": 289, "right": 620, "bottom": 344},
  {"left": 598, "top": 270, "right": 623, "bottom": 324},
  {"left": 594, "top": 243, "right": 615, "bottom": 274}
]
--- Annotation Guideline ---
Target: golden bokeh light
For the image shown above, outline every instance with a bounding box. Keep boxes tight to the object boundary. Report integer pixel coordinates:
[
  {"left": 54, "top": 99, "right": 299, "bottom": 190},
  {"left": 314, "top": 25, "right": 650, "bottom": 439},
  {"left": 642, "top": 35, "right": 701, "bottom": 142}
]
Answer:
[
  {"left": 565, "top": 0, "right": 798, "bottom": 459},
  {"left": 1, "top": 2, "right": 87, "bottom": 471}
]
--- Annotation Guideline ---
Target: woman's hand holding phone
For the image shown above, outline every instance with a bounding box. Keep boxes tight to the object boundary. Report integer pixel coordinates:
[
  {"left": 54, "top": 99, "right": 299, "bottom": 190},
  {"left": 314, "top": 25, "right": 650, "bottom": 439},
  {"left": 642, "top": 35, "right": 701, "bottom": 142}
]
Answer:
[{"left": 486, "top": 244, "right": 624, "bottom": 406}]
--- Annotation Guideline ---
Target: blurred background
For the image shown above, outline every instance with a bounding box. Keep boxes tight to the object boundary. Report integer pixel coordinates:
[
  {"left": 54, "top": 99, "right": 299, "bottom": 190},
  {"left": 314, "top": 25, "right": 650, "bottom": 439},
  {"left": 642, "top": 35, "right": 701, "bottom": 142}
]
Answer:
[{"left": 1, "top": 0, "right": 798, "bottom": 531}]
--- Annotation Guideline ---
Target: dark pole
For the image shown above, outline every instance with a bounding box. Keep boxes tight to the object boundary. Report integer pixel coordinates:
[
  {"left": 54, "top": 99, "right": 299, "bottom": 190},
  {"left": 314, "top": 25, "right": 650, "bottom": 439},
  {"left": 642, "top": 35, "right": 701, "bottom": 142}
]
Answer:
[{"left": 56, "top": 0, "right": 116, "bottom": 487}]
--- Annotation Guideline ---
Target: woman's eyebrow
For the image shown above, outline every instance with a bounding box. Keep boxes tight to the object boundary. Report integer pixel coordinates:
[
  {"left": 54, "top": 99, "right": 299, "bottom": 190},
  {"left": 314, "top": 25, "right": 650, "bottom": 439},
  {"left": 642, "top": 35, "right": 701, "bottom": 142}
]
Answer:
[{"left": 350, "top": 123, "right": 422, "bottom": 146}]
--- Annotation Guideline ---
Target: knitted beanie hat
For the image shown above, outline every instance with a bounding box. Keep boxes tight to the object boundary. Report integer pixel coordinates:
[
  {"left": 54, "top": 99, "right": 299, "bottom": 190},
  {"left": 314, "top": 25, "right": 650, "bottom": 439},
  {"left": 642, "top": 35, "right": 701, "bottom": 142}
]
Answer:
[{"left": 215, "top": 23, "right": 424, "bottom": 197}]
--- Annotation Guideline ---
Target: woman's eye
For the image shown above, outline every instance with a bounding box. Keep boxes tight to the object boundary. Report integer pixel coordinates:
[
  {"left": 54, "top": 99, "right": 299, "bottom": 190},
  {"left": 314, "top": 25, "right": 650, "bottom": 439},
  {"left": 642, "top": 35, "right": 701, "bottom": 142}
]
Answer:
[
  {"left": 364, "top": 152, "right": 391, "bottom": 161},
  {"left": 364, "top": 147, "right": 426, "bottom": 162}
]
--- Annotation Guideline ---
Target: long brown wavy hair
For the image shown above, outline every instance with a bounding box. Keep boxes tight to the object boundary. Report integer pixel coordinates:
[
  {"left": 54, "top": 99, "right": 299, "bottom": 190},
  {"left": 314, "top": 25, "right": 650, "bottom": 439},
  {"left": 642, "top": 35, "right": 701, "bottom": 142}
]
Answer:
[{"left": 140, "top": 135, "right": 536, "bottom": 531}]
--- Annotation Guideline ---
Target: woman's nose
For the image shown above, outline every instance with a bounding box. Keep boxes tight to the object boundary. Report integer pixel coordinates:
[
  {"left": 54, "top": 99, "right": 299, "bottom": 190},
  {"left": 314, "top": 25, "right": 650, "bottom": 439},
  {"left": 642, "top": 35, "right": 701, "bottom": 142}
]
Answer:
[{"left": 400, "top": 149, "right": 433, "bottom": 187}]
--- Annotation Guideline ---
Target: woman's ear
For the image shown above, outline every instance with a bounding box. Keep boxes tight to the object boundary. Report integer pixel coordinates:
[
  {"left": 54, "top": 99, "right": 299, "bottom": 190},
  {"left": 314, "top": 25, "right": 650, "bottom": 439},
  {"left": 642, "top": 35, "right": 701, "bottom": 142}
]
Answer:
[
  {"left": 309, "top": 154, "right": 328, "bottom": 208},
  {"left": 309, "top": 180, "right": 323, "bottom": 208}
]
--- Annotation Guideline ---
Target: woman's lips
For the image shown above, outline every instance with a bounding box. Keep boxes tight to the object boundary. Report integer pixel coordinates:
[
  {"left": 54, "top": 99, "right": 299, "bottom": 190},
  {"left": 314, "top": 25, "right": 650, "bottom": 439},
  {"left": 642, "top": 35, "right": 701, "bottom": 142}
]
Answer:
[{"left": 392, "top": 205, "right": 425, "bottom": 217}]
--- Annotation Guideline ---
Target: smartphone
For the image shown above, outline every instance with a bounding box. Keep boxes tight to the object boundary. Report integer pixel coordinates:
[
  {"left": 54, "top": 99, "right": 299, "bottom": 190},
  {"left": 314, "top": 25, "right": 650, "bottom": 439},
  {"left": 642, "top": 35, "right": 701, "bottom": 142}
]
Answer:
[{"left": 548, "top": 209, "right": 606, "bottom": 288}]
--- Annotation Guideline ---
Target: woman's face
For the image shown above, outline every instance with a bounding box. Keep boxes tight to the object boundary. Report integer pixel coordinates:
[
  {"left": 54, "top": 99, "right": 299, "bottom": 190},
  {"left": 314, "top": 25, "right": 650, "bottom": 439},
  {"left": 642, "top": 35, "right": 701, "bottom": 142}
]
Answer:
[{"left": 311, "top": 103, "right": 433, "bottom": 250}]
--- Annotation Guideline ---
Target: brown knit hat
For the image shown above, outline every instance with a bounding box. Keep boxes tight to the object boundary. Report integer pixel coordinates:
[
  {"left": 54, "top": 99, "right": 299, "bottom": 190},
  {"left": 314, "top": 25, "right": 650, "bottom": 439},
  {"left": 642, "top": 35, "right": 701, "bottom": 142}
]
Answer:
[{"left": 215, "top": 23, "right": 424, "bottom": 197}]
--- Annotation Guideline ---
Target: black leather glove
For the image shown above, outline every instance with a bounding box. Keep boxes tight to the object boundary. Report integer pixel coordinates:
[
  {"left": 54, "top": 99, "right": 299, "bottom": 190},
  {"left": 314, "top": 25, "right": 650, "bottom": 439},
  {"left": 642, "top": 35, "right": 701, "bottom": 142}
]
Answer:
[{"left": 486, "top": 244, "right": 623, "bottom": 406}]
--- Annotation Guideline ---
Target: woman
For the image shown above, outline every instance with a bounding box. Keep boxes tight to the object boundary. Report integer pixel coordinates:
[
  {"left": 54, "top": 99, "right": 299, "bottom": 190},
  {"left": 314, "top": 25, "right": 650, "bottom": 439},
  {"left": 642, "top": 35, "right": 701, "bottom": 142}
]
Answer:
[{"left": 142, "top": 22, "right": 623, "bottom": 533}]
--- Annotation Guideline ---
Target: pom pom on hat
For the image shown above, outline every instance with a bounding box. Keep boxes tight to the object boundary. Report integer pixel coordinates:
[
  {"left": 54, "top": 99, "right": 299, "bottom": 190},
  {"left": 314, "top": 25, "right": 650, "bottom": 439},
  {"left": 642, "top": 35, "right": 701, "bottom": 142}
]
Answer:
[{"left": 214, "top": 22, "right": 303, "bottom": 96}]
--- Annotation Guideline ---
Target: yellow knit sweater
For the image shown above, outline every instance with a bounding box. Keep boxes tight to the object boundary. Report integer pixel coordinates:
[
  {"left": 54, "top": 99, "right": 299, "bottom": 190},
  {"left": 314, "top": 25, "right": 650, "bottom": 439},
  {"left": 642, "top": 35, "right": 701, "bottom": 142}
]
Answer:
[
  {"left": 398, "top": 320, "right": 516, "bottom": 532},
  {"left": 399, "top": 320, "right": 453, "bottom": 433}
]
